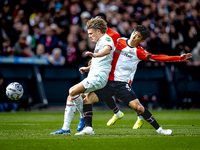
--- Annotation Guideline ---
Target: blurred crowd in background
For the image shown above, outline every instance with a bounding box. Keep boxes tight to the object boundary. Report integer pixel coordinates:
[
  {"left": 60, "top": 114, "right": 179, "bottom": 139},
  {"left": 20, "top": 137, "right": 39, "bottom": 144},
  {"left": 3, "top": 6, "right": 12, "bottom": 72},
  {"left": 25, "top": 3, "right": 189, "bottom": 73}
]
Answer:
[{"left": 0, "top": 0, "right": 200, "bottom": 67}]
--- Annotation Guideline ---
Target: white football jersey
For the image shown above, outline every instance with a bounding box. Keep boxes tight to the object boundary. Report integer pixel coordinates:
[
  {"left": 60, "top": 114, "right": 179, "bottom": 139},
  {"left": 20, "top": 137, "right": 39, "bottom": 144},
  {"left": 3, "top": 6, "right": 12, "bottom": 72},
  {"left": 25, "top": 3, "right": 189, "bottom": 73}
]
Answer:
[{"left": 88, "top": 33, "right": 115, "bottom": 81}]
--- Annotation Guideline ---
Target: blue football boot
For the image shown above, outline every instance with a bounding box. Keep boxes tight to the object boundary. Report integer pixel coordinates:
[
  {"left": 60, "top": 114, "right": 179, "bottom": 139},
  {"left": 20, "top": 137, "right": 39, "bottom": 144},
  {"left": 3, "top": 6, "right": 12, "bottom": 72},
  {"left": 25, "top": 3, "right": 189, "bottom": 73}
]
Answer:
[
  {"left": 77, "top": 118, "right": 85, "bottom": 131},
  {"left": 50, "top": 129, "right": 70, "bottom": 134}
]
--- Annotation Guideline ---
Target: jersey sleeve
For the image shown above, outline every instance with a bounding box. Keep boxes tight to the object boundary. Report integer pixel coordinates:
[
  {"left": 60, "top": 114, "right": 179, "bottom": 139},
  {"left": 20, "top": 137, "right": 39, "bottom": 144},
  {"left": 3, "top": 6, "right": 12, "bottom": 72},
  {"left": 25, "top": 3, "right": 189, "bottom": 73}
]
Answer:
[
  {"left": 136, "top": 47, "right": 186, "bottom": 62},
  {"left": 106, "top": 27, "right": 121, "bottom": 47},
  {"left": 103, "top": 36, "right": 115, "bottom": 50}
]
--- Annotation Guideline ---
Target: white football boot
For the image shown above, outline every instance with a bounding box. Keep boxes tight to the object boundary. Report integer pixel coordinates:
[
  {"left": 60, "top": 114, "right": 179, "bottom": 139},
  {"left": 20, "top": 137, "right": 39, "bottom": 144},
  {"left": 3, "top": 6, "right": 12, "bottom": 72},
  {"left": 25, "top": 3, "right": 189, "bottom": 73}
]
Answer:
[
  {"left": 156, "top": 127, "right": 172, "bottom": 135},
  {"left": 75, "top": 126, "right": 95, "bottom": 135}
]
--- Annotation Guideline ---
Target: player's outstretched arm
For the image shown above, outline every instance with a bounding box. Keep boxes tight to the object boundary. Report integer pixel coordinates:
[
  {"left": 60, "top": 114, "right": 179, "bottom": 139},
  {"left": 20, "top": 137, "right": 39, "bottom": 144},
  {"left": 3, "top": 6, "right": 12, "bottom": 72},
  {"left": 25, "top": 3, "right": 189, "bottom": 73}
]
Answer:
[
  {"left": 85, "top": 45, "right": 112, "bottom": 58},
  {"left": 137, "top": 48, "right": 192, "bottom": 62}
]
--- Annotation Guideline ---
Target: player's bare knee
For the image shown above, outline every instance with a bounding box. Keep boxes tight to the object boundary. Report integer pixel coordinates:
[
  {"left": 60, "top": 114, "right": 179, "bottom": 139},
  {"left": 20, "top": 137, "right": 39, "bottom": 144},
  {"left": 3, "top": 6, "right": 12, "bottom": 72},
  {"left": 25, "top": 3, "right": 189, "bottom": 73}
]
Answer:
[
  {"left": 69, "top": 87, "right": 75, "bottom": 96},
  {"left": 137, "top": 105, "right": 144, "bottom": 113}
]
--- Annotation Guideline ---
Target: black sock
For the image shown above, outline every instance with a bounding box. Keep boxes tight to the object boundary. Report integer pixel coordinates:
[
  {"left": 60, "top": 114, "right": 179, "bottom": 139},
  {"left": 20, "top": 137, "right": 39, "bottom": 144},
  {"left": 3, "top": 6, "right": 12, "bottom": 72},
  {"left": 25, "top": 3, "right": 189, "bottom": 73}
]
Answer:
[
  {"left": 105, "top": 97, "right": 119, "bottom": 113},
  {"left": 83, "top": 104, "right": 93, "bottom": 127},
  {"left": 140, "top": 108, "right": 160, "bottom": 130}
]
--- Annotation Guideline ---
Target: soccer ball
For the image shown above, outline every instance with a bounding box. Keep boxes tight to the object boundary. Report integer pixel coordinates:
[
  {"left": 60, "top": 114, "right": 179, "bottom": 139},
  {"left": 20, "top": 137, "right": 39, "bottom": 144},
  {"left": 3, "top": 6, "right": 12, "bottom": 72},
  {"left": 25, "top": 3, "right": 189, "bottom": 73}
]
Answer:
[{"left": 6, "top": 82, "right": 24, "bottom": 100}]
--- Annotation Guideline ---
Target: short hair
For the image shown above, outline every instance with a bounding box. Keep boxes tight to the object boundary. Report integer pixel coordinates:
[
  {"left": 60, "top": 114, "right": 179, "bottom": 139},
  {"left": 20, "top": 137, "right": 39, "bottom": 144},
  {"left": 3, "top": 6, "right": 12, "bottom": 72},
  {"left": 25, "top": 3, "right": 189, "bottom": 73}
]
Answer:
[
  {"left": 86, "top": 17, "right": 107, "bottom": 34},
  {"left": 96, "top": 13, "right": 107, "bottom": 21},
  {"left": 52, "top": 48, "right": 62, "bottom": 54},
  {"left": 133, "top": 25, "right": 150, "bottom": 40}
]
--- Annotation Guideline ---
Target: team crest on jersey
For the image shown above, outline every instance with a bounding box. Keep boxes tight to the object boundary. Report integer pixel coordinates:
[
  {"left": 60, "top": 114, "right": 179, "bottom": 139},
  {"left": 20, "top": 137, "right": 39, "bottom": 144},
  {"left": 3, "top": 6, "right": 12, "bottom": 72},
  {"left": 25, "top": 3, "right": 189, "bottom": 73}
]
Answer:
[{"left": 105, "top": 37, "right": 111, "bottom": 42}]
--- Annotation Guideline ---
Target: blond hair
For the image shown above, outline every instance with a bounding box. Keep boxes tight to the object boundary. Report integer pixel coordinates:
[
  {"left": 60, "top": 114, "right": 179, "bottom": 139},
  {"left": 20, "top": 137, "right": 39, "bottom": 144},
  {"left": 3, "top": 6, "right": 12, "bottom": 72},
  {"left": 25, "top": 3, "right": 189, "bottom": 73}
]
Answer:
[{"left": 86, "top": 17, "right": 107, "bottom": 34}]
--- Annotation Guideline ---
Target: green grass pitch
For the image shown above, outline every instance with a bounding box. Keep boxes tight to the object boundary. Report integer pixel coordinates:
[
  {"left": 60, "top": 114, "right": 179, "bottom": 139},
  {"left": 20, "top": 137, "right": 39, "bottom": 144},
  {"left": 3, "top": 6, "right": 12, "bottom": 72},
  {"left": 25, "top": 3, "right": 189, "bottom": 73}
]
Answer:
[{"left": 0, "top": 109, "right": 200, "bottom": 150}]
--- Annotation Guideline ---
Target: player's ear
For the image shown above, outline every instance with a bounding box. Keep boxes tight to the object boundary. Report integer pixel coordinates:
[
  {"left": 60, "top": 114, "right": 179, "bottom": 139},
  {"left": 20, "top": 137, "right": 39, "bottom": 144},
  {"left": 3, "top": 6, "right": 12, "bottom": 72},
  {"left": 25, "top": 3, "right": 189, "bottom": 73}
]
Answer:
[{"left": 97, "top": 29, "right": 101, "bottom": 33}]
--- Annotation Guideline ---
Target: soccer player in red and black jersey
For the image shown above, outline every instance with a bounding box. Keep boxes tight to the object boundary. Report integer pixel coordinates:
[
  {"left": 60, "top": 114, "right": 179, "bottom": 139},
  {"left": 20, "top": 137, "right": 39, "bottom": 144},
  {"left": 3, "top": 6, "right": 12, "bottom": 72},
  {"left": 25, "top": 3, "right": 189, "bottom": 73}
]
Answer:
[{"left": 75, "top": 25, "right": 192, "bottom": 135}]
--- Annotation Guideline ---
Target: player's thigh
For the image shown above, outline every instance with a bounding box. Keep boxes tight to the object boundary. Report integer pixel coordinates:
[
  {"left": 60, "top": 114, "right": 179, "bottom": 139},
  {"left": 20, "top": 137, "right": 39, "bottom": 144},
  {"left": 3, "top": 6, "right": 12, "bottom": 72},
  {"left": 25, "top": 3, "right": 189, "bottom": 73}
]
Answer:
[
  {"left": 84, "top": 92, "right": 99, "bottom": 104},
  {"left": 114, "top": 82, "right": 137, "bottom": 105},
  {"left": 93, "top": 83, "right": 113, "bottom": 103},
  {"left": 69, "top": 82, "right": 86, "bottom": 96},
  {"left": 82, "top": 75, "right": 107, "bottom": 93}
]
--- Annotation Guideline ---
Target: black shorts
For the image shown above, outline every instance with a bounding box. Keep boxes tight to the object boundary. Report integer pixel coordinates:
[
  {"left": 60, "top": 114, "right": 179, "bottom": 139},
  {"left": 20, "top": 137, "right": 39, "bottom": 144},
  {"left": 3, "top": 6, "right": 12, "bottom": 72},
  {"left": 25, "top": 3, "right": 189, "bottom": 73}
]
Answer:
[{"left": 94, "top": 81, "right": 137, "bottom": 105}]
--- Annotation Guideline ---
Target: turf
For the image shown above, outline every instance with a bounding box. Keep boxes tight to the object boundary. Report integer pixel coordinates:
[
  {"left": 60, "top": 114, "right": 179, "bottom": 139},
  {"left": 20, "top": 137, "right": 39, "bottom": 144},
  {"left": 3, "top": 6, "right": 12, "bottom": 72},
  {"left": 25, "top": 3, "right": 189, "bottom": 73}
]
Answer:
[{"left": 0, "top": 109, "right": 200, "bottom": 150}]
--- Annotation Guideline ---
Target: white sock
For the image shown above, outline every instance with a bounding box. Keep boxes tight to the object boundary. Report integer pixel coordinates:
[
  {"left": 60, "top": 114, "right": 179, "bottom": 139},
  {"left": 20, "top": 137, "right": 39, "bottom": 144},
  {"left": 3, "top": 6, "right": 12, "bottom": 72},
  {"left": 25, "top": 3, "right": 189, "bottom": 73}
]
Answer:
[
  {"left": 115, "top": 110, "right": 122, "bottom": 117},
  {"left": 62, "top": 101, "right": 76, "bottom": 130},
  {"left": 138, "top": 115, "right": 144, "bottom": 120},
  {"left": 71, "top": 95, "right": 84, "bottom": 118}
]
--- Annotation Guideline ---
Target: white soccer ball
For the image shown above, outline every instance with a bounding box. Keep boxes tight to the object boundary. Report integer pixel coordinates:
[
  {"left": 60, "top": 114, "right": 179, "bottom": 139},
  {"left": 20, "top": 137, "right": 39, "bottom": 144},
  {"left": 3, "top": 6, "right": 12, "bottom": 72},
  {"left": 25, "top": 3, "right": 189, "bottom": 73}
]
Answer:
[{"left": 6, "top": 82, "right": 24, "bottom": 100}]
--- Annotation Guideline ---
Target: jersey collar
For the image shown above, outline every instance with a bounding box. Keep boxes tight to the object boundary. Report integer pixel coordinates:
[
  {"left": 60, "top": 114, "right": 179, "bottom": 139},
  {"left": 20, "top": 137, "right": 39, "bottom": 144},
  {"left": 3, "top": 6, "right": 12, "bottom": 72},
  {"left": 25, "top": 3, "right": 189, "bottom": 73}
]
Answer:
[{"left": 126, "top": 39, "right": 135, "bottom": 48}]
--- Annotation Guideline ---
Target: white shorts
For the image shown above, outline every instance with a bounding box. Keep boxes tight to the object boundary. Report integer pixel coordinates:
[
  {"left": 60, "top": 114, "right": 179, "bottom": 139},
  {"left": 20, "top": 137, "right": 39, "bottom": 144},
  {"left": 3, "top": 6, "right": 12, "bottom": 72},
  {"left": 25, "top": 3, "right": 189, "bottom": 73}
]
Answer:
[{"left": 82, "top": 74, "right": 107, "bottom": 94}]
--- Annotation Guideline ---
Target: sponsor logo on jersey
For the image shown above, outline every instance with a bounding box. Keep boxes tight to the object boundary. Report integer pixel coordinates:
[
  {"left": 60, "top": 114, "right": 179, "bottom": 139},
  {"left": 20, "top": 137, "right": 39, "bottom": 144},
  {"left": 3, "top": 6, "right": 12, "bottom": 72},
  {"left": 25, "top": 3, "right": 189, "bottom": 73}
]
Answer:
[
  {"left": 105, "top": 37, "right": 111, "bottom": 42},
  {"left": 115, "top": 49, "right": 133, "bottom": 59}
]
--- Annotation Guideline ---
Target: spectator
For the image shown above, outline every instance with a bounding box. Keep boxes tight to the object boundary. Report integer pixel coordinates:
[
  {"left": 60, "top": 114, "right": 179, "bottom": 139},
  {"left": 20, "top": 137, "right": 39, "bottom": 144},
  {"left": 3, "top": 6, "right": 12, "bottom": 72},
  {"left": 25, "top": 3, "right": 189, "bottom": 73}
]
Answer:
[
  {"left": 79, "top": 11, "right": 91, "bottom": 31},
  {"left": 48, "top": 47, "right": 65, "bottom": 66},
  {"left": 68, "top": 3, "right": 81, "bottom": 24},
  {"left": 168, "top": 24, "right": 184, "bottom": 54},
  {"left": 0, "top": 0, "right": 199, "bottom": 69},
  {"left": 0, "top": 72, "right": 18, "bottom": 112},
  {"left": 38, "top": 26, "right": 60, "bottom": 54},
  {"left": 190, "top": 42, "right": 200, "bottom": 66},
  {"left": 98, "top": 0, "right": 109, "bottom": 13},
  {"left": 108, "top": 5, "right": 119, "bottom": 26},
  {"left": 1, "top": 38, "right": 15, "bottom": 56},
  {"left": 1, "top": 1, "right": 13, "bottom": 36},
  {"left": 68, "top": 24, "right": 80, "bottom": 43},
  {"left": 118, "top": 21, "right": 132, "bottom": 38},
  {"left": 53, "top": 6, "right": 70, "bottom": 27},
  {"left": 82, "top": 0, "right": 97, "bottom": 13},
  {"left": 77, "top": 40, "right": 90, "bottom": 65},
  {"left": 158, "top": 32, "right": 172, "bottom": 55},
  {"left": 35, "top": 43, "right": 47, "bottom": 58},
  {"left": 63, "top": 33, "right": 79, "bottom": 65},
  {"left": 78, "top": 29, "right": 88, "bottom": 41},
  {"left": 10, "top": 21, "right": 23, "bottom": 46},
  {"left": 15, "top": 9, "right": 27, "bottom": 24},
  {"left": 14, "top": 33, "right": 29, "bottom": 56},
  {"left": 56, "top": 22, "right": 69, "bottom": 43},
  {"left": 21, "top": 24, "right": 36, "bottom": 50},
  {"left": 184, "top": 25, "right": 199, "bottom": 52},
  {"left": 147, "top": 31, "right": 160, "bottom": 54},
  {"left": 32, "top": 25, "right": 42, "bottom": 43}
]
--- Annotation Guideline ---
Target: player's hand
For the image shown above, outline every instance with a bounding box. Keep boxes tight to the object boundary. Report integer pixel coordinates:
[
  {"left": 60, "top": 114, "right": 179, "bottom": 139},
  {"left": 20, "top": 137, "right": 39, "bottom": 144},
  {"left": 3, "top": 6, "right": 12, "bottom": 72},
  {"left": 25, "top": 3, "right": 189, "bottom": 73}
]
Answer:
[
  {"left": 79, "top": 67, "right": 89, "bottom": 74},
  {"left": 85, "top": 51, "right": 97, "bottom": 57},
  {"left": 181, "top": 53, "right": 192, "bottom": 62},
  {"left": 88, "top": 59, "right": 92, "bottom": 66}
]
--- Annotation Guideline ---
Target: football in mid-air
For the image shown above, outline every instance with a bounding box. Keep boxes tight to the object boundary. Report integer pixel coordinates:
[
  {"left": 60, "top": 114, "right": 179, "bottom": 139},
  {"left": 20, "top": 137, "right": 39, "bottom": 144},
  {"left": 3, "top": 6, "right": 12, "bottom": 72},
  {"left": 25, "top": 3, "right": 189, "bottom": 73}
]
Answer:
[{"left": 6, "top": 82, "right": 24, "bottom": 100}]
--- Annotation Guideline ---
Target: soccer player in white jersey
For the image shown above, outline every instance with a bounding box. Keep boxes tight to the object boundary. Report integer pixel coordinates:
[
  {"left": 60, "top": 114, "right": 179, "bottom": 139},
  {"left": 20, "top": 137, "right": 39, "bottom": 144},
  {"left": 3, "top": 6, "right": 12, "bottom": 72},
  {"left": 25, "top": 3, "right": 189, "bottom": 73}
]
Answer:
[
  {"left": 50, "top": 17, "right": 115, "bottom": 134},
  {"left": 75, "top": 25, "right": 192, "bottom": 135}
]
